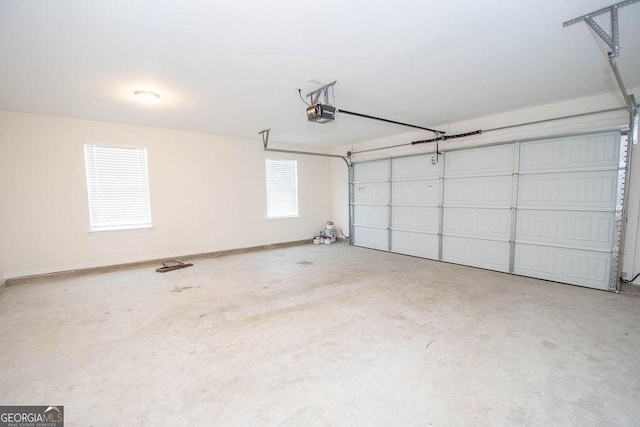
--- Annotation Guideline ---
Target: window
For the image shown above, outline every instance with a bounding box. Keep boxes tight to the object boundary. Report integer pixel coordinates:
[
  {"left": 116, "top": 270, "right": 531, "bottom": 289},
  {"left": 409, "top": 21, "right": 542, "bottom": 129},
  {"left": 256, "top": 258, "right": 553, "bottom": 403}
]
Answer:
[
  {"left": 265, "top": 158, "right": 298, "bottom": 218},
  {"left": 84, "top": 144, "right": 152, "bottom": 231}
]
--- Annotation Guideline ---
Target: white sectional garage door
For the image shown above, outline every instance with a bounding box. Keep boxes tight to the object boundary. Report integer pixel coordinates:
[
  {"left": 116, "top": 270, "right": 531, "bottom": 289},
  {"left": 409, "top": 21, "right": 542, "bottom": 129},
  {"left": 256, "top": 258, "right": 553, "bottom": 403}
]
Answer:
[{"left": 351, "top": 130, "right": 625, "bottom": 291}]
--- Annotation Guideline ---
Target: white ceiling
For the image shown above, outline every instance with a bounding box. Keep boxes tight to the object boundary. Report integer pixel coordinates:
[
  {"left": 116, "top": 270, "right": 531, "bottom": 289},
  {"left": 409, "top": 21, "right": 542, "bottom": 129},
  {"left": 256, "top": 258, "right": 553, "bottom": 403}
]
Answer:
[{"left": 1, "top": 0, "right": 639, "bottom": 147}]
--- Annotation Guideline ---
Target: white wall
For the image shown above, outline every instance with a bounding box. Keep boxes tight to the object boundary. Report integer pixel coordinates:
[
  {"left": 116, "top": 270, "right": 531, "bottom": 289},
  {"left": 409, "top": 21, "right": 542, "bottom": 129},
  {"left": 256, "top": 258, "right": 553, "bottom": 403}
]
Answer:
[
  {"left": 331, "top": 89, "right": 640, "bottom": 281},
  {"left": 0, "top": 111, "right": 332, "bottom": 278}
]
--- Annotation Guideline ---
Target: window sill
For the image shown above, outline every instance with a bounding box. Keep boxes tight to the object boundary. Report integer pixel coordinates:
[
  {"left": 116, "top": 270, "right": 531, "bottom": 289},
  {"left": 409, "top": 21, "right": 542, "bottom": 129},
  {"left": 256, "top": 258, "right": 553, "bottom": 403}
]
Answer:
[{"left": 89, "top": 224, "right": 155, "bottom": 233}]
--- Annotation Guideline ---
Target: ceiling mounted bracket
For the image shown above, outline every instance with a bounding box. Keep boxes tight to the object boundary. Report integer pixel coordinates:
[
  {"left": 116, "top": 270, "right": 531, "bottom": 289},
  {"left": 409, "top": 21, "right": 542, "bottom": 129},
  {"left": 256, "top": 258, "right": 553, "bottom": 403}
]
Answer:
[
  {"left": 564, "top": 0, "right": 639, "bottom": 136},
  {"left": 306, "top": 81, "right": 337, "bottom": 106},
  {"left": 259, "top": 128, "right": 270, "bottom": 149},
  {"left": 563, "top": 0, "right": 639, "bottom": 58},
  {"left": 258, "top": 129, "right": 351, "bottom": 168}
]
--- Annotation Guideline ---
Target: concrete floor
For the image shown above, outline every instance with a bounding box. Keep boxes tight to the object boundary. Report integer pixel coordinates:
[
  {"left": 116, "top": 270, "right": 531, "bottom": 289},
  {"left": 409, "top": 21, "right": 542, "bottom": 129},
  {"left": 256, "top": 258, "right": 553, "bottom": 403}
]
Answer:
[{"left": 0, "top": 243, "right": 639, "bottom": 426}]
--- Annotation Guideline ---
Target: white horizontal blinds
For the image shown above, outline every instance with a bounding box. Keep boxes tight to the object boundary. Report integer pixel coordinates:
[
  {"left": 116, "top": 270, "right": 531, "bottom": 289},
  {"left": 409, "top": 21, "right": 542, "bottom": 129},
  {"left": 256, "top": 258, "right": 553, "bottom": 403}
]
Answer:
[
  {"left": 84, "top": 144, "right": 152, "bottom": 231},
  {"left": 265, "top": 158, "right": 298, "bottom": 218}
]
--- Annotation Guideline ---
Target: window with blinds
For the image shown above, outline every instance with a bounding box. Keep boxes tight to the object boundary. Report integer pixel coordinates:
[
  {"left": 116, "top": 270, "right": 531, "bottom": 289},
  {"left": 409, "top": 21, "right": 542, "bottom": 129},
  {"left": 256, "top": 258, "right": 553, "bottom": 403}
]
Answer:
[
  {"left": 265, "top": 158, "right": 298, "bottom": 218},
  {"left": 84, "top": 144, "right": 153, "bottom": 231}
]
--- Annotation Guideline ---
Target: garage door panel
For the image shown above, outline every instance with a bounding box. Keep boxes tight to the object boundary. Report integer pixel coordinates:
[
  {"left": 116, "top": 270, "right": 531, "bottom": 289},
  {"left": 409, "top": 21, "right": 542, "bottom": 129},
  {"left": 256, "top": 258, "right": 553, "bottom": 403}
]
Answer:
[
  {"left": 392, "top": 206, "right": 439, "bottom": 233},
  {"left": 520, "top": 133, "right": 619, "bottom": 172},
  {"left": 567, "top": 173, "right": 617, "bottom": 204},
  {"left": 392, "top": 155, "right": 439, "bottom": 179},
  {"left": 353, "top": 160, "right": 390, "bottom": 182},
  {"left": 392, "top": 180, "right": 439, "bottom": 205},
  {"left": 514, "top": 244, "right": 610, "bottom": 290},
  {"left": 446, "top": 145, "right": 514, "bottom": 176},
  {"left": 518, "top": 176, "right": 561, "bottom": 205},
  {"left": 354, "top": 205, "right": 388, "bottom": 228},
  {"left": 353, "top": 182, "right": 390, "bottom": 204},
  {"left": 520, "top": 140, "right": 563, "bottom": 171},
  {"left": 444, "top": 176, "right": 512, "bottom": 207},
  {"left": 568, "top": 134, "right": 618, "bottom": 167},
  {"left": 391, "top": 231, "right": 438, "bottom": 259},
  {"left": 516, "top": 210, "right": 614, "bottom": 250},
  {"left": 353, "top": 227, "right": 388, "bottom": 251},
  {"left": 443, "top": 208, "right": 511, "bottom": 240},
  {"left": 562, "top": 251, "right": 610, "bottom": 288},
  {"left": 443, "top": 236, "right": 510, "bottom": 272},
  {"left": 518, "top": 171, "right": 617, "bottom": 209}
]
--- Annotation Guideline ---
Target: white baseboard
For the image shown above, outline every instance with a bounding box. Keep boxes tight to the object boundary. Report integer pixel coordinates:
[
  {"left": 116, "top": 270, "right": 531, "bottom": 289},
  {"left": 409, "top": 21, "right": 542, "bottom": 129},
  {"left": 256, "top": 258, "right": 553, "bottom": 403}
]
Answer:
[{"left": 5, "top": 239, "right": 309, "bottom": 285}]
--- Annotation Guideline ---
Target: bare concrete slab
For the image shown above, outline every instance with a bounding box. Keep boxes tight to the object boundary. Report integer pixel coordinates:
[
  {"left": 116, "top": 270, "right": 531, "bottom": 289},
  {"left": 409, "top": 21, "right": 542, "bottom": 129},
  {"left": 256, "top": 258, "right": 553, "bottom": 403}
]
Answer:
[{"left": 0, "top": 243, "right": 638, "bottom": 425}]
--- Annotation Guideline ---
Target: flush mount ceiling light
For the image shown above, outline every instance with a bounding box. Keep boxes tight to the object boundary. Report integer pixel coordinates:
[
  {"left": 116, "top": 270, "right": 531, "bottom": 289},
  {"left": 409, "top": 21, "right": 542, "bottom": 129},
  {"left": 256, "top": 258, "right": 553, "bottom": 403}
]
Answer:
[{"left": 134, "top": 90, "right": 160, "bottom": 105}]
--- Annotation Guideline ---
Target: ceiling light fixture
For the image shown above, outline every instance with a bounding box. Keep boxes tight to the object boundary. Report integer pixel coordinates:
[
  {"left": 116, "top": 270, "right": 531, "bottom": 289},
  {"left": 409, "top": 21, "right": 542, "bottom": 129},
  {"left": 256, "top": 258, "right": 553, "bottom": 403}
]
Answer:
[{"left": 134, "top": 90, "right": 160, "bottom": 105}]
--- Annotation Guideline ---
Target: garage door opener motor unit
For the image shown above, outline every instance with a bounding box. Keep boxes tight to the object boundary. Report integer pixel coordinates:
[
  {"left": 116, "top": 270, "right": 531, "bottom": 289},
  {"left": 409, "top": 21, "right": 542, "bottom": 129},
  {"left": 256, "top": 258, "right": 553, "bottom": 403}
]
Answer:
[
  {"left": 307, "top": 103, "right": 336, "bottom": 123},
  {"left": 304, "top": 81, "right": 337, "bottom": 123}
]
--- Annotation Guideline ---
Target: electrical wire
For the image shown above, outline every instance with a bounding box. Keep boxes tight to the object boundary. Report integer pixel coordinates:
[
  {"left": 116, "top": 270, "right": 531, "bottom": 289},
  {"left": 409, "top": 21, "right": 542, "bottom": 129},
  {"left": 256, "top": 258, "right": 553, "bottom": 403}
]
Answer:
[
  {"left": 620, "top": 272, "right": 640, "bottom": 283},
  {"left": 298, "top": 89, "right": 310, "bottom": 106}
]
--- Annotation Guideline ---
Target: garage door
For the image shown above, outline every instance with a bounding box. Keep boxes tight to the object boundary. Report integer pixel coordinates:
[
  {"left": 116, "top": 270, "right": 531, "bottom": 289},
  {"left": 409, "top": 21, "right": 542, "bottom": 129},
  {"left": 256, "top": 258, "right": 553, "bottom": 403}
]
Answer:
[{"left": 351, "top": 129, "right": 625, "bottom": 291}]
